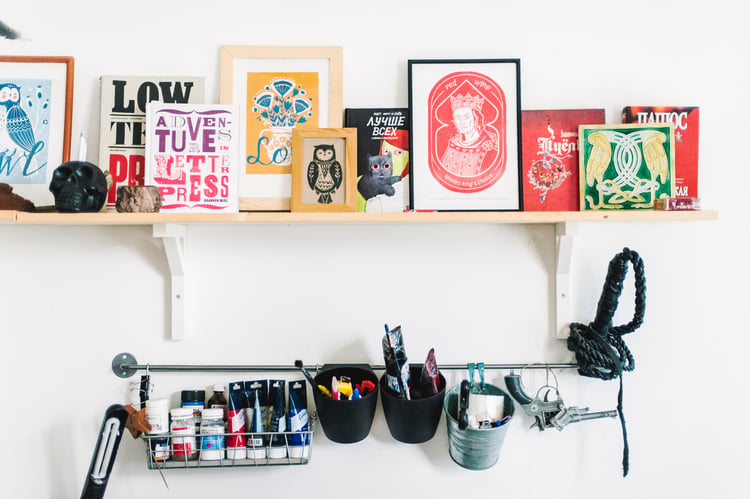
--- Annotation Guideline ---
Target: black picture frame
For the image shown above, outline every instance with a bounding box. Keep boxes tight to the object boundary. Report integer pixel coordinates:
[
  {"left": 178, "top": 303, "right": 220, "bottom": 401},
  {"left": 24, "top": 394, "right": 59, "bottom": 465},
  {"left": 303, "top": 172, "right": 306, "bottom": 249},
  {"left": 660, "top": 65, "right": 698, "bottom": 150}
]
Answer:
[{"left": 408, "top": 59, "right": 523, "bottom": 211}]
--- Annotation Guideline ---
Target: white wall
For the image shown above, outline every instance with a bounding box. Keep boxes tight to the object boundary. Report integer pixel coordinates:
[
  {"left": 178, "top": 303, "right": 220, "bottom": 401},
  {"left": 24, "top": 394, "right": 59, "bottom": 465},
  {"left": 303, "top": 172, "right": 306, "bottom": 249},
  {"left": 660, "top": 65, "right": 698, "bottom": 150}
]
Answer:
[{"left": 2, "top": 1, "right": 747, "bottom": 498}]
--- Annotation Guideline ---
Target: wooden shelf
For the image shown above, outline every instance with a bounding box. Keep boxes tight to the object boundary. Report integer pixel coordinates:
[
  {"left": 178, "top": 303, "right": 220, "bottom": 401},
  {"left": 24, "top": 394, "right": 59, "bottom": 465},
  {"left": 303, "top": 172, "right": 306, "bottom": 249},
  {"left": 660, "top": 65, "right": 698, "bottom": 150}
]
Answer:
[
  {"left": 5, "top": 209, "right": 718, "bottom": 226},
  {"left": 2, "top": 208, "right": 717, "bottom": 341}
]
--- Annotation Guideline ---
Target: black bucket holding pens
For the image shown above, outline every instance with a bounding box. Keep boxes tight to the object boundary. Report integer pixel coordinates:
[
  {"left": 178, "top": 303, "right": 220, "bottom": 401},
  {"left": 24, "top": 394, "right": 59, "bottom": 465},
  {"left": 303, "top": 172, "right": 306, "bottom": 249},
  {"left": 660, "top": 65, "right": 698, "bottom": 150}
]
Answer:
[
  {"left": 312, "top": 364, "right": 379, "bottom": 443},
  {"left": 380, "top": 364, "right": 447, "bottom": 443}
]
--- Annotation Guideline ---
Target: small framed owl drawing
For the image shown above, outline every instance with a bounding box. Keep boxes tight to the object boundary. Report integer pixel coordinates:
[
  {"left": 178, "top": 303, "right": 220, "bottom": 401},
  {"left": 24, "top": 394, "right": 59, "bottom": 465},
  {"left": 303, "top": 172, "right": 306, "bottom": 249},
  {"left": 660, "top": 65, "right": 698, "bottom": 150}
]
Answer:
[
  {"left": 291, "top": 128, "right": 357, "bottom": 212},
  {"left": 0, "top": 55, "right": 74, "bottom": 207}
]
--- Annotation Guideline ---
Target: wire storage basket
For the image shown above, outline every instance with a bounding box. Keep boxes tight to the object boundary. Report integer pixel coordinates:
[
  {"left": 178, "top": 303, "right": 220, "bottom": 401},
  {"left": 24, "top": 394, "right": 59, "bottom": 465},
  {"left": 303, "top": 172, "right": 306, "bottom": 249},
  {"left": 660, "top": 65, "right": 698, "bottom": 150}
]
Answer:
[{"left": 142, "top": 418, "right": 315, "bottom": 470}]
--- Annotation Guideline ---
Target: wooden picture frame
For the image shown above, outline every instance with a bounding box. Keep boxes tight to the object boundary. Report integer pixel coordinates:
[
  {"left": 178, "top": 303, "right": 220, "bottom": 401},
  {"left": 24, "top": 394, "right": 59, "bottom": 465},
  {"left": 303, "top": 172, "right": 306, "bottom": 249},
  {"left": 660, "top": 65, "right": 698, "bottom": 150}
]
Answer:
[
  {"left": 291, "top": 128, "right": 356, "bottom": 212},
  {"left": 579, "top": 123, "right": 675, "bottom": 210},
  {"left": 408, "top": 59, "right": 522, "bottom": 211},
  {"left": 0, "top": 55, "right": 74, "bottom": 207},
  {"left": 219, "top": 45, "right": 343, "bottom": 211}
]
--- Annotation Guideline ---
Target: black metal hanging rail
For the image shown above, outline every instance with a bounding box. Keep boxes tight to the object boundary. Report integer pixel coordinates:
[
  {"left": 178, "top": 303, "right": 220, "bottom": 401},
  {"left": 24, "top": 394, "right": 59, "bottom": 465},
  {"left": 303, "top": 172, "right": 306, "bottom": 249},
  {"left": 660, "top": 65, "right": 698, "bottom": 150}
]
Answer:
[{"left": 112, "top": 352, "right": 577, "bottom": 378}]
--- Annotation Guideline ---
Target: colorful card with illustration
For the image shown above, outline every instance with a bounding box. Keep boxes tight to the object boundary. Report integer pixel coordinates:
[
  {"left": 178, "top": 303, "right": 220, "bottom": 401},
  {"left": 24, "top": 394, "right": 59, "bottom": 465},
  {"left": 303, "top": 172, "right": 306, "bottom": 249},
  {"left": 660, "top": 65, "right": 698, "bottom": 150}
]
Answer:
[
  {"left": 521, "top": 109, "right": 605, "bottom": 211},
  {"left": 245, "top": 72, "right": 319, "bottom": 175},
  {"left": 0, "top": 56, "right": 74, "bottom": 207},
  {"left": 579, "top": 123, "right": 675, "bottom": 210},
  {"left": 145, "top": 103, "right": 239, "bottom": 212},
  {"left": 344, "top": 108, "right": 409, "bottom": 212},
  {"left": 622, "top": 106, "right": 699, "bottom": 198}
]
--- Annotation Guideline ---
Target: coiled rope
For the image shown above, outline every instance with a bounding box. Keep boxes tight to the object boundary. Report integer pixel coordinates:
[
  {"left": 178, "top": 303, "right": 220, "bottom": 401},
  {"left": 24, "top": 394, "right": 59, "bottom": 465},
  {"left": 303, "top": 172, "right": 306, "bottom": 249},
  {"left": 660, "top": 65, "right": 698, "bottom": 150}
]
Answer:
[{"left": 567, "top": 247, "right": 646, "bottom": 477}]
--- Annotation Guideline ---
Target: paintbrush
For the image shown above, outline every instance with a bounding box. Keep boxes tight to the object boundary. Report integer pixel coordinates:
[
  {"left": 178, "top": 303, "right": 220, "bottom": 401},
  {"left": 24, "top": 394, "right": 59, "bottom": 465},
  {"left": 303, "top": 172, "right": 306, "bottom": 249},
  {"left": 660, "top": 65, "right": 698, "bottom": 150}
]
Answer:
[{"left": 294, "top": 360, "right": 329, "bottom": 397}]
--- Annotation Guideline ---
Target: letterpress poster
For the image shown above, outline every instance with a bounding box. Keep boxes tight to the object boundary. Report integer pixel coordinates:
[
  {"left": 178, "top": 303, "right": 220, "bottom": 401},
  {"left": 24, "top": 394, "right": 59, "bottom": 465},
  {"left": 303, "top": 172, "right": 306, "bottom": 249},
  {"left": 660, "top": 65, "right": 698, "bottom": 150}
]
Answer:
[
  {"left": 98, "top": 76, "right": 205, "bottom": 211},
  {"left": 145, "top": 103, "right": 239, "bottom": 212}
]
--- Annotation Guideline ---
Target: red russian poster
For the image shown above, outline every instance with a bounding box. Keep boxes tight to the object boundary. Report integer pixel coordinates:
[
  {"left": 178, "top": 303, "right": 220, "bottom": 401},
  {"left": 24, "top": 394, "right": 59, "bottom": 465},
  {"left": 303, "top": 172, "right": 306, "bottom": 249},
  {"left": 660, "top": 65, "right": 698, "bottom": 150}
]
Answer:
[
  {"left": 428, "top": 71, "right": 506, "bottom": 194},
  {"left": 521, "top": 109, "right": 605, "bottom": 211},
  {"left": 622, "top": 106, "right": 699, "bottom": 197}
]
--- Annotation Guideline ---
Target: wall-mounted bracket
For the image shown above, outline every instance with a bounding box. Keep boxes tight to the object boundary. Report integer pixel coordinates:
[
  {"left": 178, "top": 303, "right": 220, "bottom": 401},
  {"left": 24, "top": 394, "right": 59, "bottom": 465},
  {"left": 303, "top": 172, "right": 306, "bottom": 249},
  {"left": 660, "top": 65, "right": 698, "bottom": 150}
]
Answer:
[
  {"left": 555, "top": 222, "right": 577, "bottom": 339},
  {"left": 153, "top": 223, "right": 186, "bottom": 340}
]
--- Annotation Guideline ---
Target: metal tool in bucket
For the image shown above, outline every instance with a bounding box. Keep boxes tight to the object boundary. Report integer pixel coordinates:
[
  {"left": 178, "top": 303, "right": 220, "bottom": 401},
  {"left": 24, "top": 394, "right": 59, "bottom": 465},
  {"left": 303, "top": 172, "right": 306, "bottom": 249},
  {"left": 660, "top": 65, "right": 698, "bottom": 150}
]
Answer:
[{"left": 444, "top": 363, "right": 514, "bottom": 470}]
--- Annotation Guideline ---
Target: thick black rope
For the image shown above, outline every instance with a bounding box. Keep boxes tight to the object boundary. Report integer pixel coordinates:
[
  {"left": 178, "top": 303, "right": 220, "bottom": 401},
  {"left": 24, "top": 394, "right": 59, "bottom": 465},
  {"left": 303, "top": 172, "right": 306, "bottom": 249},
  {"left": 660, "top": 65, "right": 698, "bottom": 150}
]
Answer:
[{"left": 567, "top": 247, "right": 646, "bottom": 477}]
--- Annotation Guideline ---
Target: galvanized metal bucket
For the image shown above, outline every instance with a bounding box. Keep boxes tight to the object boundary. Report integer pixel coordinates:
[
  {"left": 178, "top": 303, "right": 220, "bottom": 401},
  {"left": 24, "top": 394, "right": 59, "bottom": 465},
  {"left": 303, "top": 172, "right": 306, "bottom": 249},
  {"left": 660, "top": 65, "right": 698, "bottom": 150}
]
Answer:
[{"left": 444, "top": 383, "right": 514, "bottom": 470}]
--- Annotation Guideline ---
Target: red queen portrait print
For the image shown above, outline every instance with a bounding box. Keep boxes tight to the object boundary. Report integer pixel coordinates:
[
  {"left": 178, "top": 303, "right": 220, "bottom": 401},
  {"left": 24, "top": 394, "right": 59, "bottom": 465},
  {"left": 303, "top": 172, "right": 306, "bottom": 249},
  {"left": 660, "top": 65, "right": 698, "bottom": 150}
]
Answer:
[{"left": 428, "top": 72, "right": 506, "bottom": 193}]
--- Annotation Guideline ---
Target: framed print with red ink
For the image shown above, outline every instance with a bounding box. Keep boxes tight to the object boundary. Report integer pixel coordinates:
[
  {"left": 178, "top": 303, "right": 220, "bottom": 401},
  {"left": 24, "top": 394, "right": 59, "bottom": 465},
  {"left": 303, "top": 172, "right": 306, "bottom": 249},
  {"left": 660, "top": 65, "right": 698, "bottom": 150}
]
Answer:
[{"left": 408, "top": 59, "right": 522, "bottom": 211}]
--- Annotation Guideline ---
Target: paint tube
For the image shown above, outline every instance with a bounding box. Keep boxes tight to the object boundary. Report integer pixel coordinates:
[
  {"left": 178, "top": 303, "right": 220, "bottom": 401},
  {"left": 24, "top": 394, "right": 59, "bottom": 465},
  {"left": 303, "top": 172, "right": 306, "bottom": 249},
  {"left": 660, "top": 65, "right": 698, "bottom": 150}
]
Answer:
[
  {"left": 226, "top": 381, "right": 247, "bottom": 460},
  {"left": 268, "top": 380, "right": 287, "bottom": 458},
  {"left": 419, "top": 348, "right": 441, "bottom": 397},
  {"left": 382, "top": 325, "right": 410, "bottom": 396},
  {"left": 287, "top": 379, "right": 309, "bottom": 458},
  {"left": 245, "top": 380, "right": 268, "bottom": 459}
]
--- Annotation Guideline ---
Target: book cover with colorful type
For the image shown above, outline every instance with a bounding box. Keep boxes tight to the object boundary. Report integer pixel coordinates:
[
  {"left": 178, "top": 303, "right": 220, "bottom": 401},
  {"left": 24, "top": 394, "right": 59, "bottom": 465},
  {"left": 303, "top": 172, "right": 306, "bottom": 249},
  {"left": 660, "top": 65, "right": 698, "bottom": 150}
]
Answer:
[
  {"left": 344, "top": 108, "right": 409, "bottom": 212},
  {"left": 521, "top": 109, "right": 605, "bottom": 211},
  {"left": 622, "top": 106, "right": 699, "bottom": 197},
  {"left": 145, "top": 103, "right": 239, "bottom": 213},
  {"left": 98, "top": 76, "right": 205, "bottom": 211}
]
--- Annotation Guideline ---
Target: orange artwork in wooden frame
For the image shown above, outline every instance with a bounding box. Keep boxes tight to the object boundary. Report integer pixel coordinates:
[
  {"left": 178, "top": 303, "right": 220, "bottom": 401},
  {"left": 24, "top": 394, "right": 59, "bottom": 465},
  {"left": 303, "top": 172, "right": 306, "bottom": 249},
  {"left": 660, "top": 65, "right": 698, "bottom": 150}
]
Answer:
[{"left": 219, "top": 45, "right": 343, "bottom": 212}]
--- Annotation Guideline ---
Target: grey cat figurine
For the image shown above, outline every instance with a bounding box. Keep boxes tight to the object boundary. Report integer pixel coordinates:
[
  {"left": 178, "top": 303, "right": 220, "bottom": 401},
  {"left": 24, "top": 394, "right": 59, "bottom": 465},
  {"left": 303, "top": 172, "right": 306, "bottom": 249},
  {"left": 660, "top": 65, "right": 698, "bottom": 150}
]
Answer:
[{"left": 357, "top": 151, "right": 401, "bottom": 200}]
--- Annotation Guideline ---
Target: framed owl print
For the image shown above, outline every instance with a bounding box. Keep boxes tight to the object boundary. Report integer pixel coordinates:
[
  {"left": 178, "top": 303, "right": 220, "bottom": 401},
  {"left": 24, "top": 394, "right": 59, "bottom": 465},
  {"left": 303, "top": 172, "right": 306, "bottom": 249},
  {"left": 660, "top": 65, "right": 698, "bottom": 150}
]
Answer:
[
  {"left": 219, "top": 45, "right": 343, "bottom": 212},
  {"left": 290, "top": 128, "right": 357, "bottom": 212},
  {"left": 0, "top": 55, "right": 74, "bottom": 208},
  {"left": 408, "top": 59, "right": 522, "bottom": 211}
]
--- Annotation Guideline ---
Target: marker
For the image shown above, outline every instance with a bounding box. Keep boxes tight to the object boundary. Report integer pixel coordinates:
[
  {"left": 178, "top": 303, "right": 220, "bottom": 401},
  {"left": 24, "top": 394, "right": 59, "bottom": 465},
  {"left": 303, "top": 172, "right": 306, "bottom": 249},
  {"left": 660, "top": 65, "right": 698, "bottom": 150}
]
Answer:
[
  {"left": 338, "top": 376, "right": 353, "bottom": 399},
  {"left": 359, "top": 380, "right": 375, "bottom": 396},
  {"left": 331, "top": 377, "right": 339, "bottom": 401}
]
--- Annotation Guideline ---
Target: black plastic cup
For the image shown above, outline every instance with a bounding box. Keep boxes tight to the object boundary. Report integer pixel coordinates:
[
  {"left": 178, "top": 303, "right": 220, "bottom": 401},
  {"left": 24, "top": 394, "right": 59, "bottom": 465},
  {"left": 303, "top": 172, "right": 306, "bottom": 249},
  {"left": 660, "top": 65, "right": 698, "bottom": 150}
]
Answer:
[
  {"left": 312, "top": 364, "right": 379, "bottom": 443},
  {"left": 379, "top": 364, "right": 446, "bottom": 443}
]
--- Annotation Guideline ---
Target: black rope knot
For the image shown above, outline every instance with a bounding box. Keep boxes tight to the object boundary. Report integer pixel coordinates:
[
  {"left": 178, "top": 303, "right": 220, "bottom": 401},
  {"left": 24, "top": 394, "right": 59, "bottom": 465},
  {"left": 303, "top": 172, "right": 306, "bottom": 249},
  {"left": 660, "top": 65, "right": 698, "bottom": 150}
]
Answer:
[{"left": 567, "top": 247, "right": 646, "bottom": 477}]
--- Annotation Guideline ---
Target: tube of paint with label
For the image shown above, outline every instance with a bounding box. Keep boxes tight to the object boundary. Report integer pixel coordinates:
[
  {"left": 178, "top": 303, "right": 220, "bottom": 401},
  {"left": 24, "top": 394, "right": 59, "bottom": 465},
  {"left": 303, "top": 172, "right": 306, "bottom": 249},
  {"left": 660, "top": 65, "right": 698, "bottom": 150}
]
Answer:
[
  {"left": 287, "top": 379, "right": 309, "bottom": 458},
  {"left": 382, "top": 325, "right": 410, "bottom": 396},
  {"left": 245, "top": 380, "right": 268, "bottom": 459},
  {"left": 419, "top": 348, "right": 440, "bottom": 397},
  {"left": 268, "top": 380, "right": 287, "bottom": 458},
  {"left": 226, "top": 382, "right": 247, "bottom": 460}
]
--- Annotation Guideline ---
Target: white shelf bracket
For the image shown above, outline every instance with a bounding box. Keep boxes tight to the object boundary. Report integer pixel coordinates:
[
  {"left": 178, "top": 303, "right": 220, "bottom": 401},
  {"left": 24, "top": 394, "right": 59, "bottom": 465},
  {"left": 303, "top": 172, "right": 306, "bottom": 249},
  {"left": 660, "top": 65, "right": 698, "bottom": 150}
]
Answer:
[
  {"left": 555, "top": 222, "right": 577, "bottom": 339},
  {"left": 153, "top": 223, "right": 186, "bottom": 341}
]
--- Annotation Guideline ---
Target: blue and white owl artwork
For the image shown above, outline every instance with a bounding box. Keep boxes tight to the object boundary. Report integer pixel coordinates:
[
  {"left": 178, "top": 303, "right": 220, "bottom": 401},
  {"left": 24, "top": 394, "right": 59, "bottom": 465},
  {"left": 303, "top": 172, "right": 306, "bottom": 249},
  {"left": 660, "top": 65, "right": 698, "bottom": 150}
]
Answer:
[{"left": 0, "top": 79, "right": 50, "bottom": 184}]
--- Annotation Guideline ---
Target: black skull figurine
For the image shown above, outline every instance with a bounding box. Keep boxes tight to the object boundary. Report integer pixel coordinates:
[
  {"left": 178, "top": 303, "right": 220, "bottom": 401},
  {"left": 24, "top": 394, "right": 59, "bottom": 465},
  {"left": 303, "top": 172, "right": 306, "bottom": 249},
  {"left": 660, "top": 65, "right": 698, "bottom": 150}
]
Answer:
[{"left": 49, "top": 161, "right": 108, "bottom": 212}]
